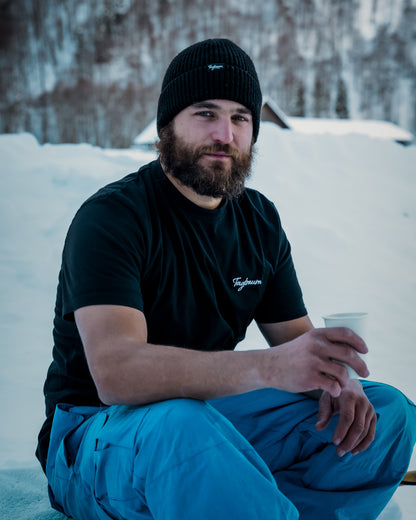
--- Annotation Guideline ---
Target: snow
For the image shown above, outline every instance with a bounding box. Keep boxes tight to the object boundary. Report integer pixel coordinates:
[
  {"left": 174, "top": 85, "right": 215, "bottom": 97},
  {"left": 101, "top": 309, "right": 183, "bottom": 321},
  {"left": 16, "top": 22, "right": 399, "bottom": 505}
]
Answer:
[
  {"left": 0, "top": 124, "right": 415, "bottom": 518},
  {"left": 286, "top": 117, "right": 414, "bottom": 142}
]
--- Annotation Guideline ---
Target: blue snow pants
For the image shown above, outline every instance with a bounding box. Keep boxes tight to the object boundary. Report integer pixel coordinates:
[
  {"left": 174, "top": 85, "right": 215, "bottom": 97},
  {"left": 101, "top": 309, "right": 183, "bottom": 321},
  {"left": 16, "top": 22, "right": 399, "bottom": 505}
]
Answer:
[{"left": 46, "top": 381, "right": 416, "bottom": 520}]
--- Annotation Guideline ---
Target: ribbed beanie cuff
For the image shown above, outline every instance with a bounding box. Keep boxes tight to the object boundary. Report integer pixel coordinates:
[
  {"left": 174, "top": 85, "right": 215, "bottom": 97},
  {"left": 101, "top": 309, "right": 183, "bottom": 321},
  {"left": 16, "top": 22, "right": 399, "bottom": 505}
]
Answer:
[{"left": 157, "top": 39, "right": 262, "bottom": 141}]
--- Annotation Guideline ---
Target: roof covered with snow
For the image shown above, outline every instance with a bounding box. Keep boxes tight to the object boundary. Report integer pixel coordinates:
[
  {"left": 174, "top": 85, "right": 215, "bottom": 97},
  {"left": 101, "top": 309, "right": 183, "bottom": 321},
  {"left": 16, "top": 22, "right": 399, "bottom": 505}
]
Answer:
[{"left": 287, "top": 117, "right": 414, "bottom": 143}]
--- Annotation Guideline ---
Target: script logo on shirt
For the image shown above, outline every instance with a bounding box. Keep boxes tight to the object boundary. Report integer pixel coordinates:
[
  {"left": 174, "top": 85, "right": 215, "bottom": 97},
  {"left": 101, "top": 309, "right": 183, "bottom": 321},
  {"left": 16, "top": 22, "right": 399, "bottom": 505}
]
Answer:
[{"left": 233, "top": 277, "right": 262, "bottom": 292}]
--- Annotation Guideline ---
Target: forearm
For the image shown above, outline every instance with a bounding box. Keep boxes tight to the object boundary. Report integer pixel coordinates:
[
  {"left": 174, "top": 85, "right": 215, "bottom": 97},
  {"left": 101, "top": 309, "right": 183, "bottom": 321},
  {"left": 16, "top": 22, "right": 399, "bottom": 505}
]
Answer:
[
  {"left": 77, "top": 306, "right": 369, "bottom": 407},
  {"left": 75, "top": 305, "right": 268, "bottom": 406},
  {"left": 90, "top": 338, "right": 267, "bottom": 406}
]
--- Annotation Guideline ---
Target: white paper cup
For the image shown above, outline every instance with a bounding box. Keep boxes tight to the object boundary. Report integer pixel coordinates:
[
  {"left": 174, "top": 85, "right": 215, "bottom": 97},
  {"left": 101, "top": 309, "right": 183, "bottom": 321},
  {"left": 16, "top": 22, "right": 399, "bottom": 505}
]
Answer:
[{"left": 322, "top": 312, "right": 368, "bottom": 379}]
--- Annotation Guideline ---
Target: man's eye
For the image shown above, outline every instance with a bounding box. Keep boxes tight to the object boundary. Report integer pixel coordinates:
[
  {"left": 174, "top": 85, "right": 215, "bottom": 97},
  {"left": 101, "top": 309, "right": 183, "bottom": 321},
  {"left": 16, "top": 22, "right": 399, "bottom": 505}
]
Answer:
[
  {"left": 233, "top": 115, "right": 249, "bottom": 122},
  {"left": 196, "top": 111, "right": 213, "bottom": 117}
]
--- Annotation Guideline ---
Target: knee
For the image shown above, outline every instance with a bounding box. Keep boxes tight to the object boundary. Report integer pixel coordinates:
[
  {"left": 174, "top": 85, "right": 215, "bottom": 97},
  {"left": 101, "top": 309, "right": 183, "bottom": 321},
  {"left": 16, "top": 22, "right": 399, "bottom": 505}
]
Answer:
[
  {"left": 151, "top": 398, "right": 217, "bottom": 430},
  {"left": 136, "top": 398, "right": 252, "bottom": 474},
  {"left": 159, "top": 397, "right": 212, "bottom": 419},
  {"left": 144, "top": 398, "right": 233, "bottom": 447},
  {"left": 368, "top": 383, "right": 416, "bottom": 444}
]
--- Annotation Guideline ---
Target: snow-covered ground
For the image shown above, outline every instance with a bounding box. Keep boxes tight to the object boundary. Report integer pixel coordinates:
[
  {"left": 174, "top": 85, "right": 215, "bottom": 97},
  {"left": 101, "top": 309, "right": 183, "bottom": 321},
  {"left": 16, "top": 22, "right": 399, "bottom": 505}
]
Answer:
[{"left": 0, "top": 123, "right": 415, "bottom": 518}]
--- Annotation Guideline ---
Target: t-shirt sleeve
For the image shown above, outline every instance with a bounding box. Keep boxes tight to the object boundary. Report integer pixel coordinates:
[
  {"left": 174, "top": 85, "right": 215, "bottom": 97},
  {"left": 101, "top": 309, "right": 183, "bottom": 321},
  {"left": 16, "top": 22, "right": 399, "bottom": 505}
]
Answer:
[
  {"left": 254, "top": 210, "right": 307, "bottom": 324},
  {"left": 60, "top": 196, "right": 145, "bottom": 321}
]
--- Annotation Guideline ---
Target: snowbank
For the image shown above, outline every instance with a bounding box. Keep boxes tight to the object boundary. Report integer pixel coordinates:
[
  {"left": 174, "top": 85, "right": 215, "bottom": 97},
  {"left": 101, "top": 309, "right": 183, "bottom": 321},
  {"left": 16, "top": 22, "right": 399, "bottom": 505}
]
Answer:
[{"left": 0, "top": 467, "right": 67, "bottom": 519}]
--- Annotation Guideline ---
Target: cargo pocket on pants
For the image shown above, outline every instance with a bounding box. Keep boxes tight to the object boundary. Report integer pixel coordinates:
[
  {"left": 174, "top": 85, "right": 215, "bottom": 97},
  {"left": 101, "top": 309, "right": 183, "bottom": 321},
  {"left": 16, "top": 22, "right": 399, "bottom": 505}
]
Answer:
[
  {"left": 46, "top": 404, "right": 105, "bottom": 515},
  {"left": 93, "top": 406, "right": 151, "bottom": 519}
]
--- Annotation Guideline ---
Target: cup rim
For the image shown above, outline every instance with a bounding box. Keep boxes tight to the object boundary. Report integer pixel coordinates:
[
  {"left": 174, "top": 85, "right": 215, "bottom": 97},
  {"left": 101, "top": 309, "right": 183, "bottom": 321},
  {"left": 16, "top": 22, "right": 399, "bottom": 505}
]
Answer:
[{"left": 322, "top": 312, "right": 368, "bottom": 320}]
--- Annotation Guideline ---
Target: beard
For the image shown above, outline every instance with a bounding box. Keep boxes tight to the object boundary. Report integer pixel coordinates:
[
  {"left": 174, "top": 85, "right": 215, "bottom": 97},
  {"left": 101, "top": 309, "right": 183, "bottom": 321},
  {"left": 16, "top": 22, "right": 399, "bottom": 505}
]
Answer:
[{"left": 157, "top": 122, "right": 254, "bottom": 200}]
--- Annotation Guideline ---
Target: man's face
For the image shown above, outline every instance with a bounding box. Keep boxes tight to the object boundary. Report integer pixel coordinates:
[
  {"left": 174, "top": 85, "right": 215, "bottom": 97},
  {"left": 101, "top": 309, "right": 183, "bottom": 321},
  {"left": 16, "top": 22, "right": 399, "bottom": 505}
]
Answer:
[{"left": 158, "top": 99, "right": 255, "bottom": 199}]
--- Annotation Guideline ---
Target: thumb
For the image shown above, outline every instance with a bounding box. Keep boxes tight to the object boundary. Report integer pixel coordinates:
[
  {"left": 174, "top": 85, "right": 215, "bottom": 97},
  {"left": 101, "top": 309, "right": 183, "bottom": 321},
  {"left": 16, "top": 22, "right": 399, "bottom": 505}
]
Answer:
[{"left": 315, "top": 391, "right": 333, "bottom": 431}]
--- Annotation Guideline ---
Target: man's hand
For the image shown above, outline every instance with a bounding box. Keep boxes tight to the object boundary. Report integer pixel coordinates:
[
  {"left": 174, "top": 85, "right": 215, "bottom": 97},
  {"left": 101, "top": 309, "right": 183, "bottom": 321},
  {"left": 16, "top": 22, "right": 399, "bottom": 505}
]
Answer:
[
  {"left": 265, "top": 327, "right": 369, "bottom": 398},
  {"left": 315, "top": 379, "right": 377, "bottom": 457},
  {"left": 255, "top": 320, "right": 374, "bottom": 456}
]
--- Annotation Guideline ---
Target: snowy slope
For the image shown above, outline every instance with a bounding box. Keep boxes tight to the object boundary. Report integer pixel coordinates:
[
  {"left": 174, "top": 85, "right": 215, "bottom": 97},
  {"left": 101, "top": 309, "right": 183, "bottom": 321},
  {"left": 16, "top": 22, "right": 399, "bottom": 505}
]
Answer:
[{"left": 0, "top": 126, "right": 415, "bottom": 517}]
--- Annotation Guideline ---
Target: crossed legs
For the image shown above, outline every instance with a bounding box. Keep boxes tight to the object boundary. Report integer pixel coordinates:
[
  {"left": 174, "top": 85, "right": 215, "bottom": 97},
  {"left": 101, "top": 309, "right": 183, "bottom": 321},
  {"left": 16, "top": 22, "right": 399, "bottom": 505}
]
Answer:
[{"left": 46, "top": 382, "right": 416, "bottom": 519}]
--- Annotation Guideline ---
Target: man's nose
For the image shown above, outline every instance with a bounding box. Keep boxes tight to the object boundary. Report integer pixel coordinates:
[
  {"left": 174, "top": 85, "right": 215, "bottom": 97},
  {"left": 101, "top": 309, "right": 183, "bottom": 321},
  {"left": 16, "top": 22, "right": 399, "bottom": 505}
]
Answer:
[{"left": 211, "top": 118, "right": 234, "bottom": 144}]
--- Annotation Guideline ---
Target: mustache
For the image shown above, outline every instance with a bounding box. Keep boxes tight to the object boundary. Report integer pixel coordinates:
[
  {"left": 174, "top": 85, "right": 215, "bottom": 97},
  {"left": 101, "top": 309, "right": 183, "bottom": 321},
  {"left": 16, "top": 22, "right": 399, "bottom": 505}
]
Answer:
[{"left": 196, "top": 144, "right": 240, "bottom": 159}]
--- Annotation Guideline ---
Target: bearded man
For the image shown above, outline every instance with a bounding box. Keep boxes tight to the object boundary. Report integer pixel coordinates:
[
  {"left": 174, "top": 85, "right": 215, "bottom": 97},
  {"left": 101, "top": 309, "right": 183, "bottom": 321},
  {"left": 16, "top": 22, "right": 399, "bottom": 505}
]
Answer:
[{"left": 37, "top": 39, "right": 416, "bottom": 520}]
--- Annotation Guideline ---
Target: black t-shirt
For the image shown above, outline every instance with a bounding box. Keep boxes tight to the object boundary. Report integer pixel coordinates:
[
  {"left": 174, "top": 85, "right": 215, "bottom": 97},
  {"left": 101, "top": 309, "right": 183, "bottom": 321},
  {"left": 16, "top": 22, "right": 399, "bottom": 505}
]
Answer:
[{"left": 37, "top": 159, "right": 307, "bottom": 471}]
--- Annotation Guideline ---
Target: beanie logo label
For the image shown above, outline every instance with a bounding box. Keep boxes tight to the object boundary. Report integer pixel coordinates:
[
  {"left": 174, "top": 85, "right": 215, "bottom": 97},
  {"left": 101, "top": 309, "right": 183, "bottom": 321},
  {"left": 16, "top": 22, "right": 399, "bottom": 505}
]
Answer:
[{"left": 207, "top": 63, "right": 224, "bottom": 71}]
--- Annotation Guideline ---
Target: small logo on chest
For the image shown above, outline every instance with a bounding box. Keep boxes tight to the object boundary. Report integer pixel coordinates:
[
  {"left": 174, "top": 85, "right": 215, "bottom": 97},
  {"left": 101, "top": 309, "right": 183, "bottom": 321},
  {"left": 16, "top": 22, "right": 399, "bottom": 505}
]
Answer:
[{"left": 233, "top": 277, "right": 262, "bottom": 292}]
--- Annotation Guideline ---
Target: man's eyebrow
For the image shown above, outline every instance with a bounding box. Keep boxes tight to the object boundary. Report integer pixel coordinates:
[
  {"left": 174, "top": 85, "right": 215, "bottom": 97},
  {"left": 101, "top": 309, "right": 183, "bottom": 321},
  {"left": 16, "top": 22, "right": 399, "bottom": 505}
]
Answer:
[
  {"left": 191, "top": 101, "right": 221, "bottom": 110},
  {"left": 191, "top": 101, "right": 252, "bottom": 115},
  {"left": 235, "top": 107, "right": 252, "bottom": 115}
]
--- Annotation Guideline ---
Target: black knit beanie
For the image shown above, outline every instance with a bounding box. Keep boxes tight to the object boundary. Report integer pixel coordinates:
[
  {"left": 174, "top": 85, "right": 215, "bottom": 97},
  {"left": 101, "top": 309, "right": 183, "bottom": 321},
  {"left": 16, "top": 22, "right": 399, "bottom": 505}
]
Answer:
[{"left": 157, "top": 38, "right": 262, "bottom": 142}]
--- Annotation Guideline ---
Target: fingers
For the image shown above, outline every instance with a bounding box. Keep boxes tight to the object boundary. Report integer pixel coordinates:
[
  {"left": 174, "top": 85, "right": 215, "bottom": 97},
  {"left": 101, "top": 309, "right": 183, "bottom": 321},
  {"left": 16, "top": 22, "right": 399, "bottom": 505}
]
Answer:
[
  {"left": 311, "top": 345, "right": 364, "bottom": 395},
  {"left": 322, "top": 326, "right": 368, "bottom": 354},
  {"left": 351, "top": 413, "right": 377, "bottom": 454},
  {"left": 315, "top": 371, "right": 343, "bottom": 399},
  {"left": 269, "top": 328, "right": 368, "bottom": 396},
  {"left": 332, "top": 390, "right": 377, "bottom": 457},
  {"left": 313, "top": 328, "right": 370, "bottom": 379},
  {"left": 332, "top": 348, "right": 369, "bottom": 379},
  {"left": 315, "top": 391, "right": 334, "bottom": 430}
]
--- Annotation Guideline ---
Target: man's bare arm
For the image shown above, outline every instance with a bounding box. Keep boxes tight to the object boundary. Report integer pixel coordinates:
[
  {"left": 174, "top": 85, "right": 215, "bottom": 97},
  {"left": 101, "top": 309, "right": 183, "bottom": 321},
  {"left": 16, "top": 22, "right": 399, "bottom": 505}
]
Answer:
[
  {"left": 75, "top": 304, "right": 264, "bottom": 405},
  {"left": 257, "top": 316, "right": 314, "bottom": 346},
  {"left": 75, "top": 305, "right": 369, "bottom": 406}
]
